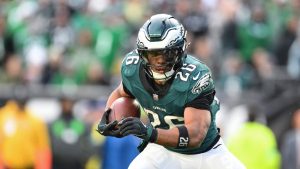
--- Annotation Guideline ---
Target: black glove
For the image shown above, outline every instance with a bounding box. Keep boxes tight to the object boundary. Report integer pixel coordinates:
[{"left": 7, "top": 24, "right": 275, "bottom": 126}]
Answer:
[
  {"left": 118, "top": 117, "right": 157, "bottom": 142},
  {"left": 137, "top": 140, "right": 149, "bottom": 152},
  {"left": 96, "top": 108, "right": 122, "bottom": 138}
]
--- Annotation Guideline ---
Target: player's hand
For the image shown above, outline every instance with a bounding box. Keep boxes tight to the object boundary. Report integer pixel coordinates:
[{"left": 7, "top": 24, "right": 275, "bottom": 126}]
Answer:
[
  {"left": 96, "top": 108, "right": 122, "bottom": 138},
  {"left": 118, "top": 117, "right": 157, "bottom": 142}
]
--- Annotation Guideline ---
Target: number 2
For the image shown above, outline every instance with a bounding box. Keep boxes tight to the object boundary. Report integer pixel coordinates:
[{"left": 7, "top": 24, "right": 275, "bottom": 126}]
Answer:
[
  {"left": 175, "top": 64, "right": 196, "bottom": 81},
  {"left": 144, "top": 108, "right": 184, "bottom": 129}
]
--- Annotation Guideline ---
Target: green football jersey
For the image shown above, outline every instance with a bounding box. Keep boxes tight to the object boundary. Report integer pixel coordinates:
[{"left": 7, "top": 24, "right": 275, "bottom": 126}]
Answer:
[{"left": 121, "top": 50, "right": 220, "bottom": 154}]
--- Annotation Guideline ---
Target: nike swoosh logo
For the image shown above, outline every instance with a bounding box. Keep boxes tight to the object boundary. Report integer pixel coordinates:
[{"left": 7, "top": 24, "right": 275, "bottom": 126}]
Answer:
[
  {"left": 192, "top": 72, "right": 200, "bottom": 80},
  {"left": 213, "top": 144, "right": 222, "bottom": 149}
]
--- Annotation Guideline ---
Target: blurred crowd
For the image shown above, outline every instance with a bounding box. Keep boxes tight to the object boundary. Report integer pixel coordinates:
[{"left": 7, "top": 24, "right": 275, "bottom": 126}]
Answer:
[
  {"left": 0, "top": 0, "right": 300, "bottom": 169},
  {"left": 0, "top": 0, "right": 299, "bottom": 89}
]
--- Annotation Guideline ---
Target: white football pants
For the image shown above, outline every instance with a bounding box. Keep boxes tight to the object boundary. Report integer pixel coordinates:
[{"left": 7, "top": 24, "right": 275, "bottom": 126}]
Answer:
[{"left": 128, "top": 138, "right": 246, "bottom": 169}]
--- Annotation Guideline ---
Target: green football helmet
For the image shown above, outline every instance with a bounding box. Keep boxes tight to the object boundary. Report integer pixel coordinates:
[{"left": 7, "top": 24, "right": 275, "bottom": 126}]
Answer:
[{"left": 137, "top": 14, "right": 187, "bottom": 81}]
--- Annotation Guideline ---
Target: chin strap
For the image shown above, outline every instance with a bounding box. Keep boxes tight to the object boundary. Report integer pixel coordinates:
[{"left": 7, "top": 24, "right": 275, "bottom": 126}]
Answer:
[{"left": 150, "top": 69, "right": 174, "bottom": 81}]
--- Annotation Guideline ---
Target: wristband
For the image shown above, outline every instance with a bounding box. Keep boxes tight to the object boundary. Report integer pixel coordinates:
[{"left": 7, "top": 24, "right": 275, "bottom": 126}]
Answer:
[
  {"left": 149, "top": 128, "right": 157, "bottom": 143},
  {"left": 146, "top": 125, "right": 157, "bottom": 143},
  {"left": 177, "top": 126, "right": 189, "bottom": 148}
]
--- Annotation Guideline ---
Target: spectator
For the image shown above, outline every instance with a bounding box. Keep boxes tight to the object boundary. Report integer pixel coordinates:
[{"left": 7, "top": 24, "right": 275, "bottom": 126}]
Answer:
[
  {"left": 273, "top": 16, "right": 298, "bottom": 67},
  {"left": 217, "top": 51, "right": 253, "bottom": 98},
  {"left": 94, "top": 14, "right": 129, "bottom": 76},
  {"left": 0, "top": 98, "right": 52, "bottom": 169},
  {"left": 49, "top": 97, "right": 93, "bottom": 169},
  {"left": 237, "top": 4, "right": 272, "bottom": 63},
  {"left": 40, "top": 47, "right": 62, "bottom": 84},
  {"left": 227, "top": 105, "right": 281, "bottom": 169},
  {"left": 0, "top": 13, "right": 15, "bottom": 67},
  {"left": 281, "top": 108, "right": 300, "bottom": 169},
  {"left": 69, "top": 28, "right": 107, "bottom": 85},
  {"left": 250, "top": 48, "right": 277, "bottom": 89},
  {"left": 85, "top": 62, "right": 110, "bottom": 85},
  {"left": 287, "top": 22, "right": 300, "bottom": 79},
  {"left": 0, "top": 54, "right": 23, "bottom": 84},
  {"left": 50, "top": 6, "right": 75, "bottom": 53}
]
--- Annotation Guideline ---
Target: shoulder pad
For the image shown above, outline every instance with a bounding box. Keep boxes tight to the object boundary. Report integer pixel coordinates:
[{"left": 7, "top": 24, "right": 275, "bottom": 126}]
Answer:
[
  {"left": 121, "top": 50, "right": 141, "bottom": 77},
  {"left": 190, "top": 72, "right": 213, "bottom": 95},
  {"left": 174, "top": 55, "right": 214, "bottom": 96},
  {"left": 173, "top": 77, "right": 189, "bottom": 92}
]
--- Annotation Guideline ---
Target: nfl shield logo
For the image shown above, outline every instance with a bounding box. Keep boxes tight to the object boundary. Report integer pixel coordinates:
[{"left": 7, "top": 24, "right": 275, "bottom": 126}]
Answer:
[{"left": 153, "top": 94, "right": 159, "bottom": 101}]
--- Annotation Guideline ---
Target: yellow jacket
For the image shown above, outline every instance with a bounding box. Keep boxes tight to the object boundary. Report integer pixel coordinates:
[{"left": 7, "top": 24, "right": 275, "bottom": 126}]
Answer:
[
  {"left": 0, "top": 101, "right": 51, "bottom": 169},
  {"left": 227, "top": 122, "right": 281, "bottom": 169}
]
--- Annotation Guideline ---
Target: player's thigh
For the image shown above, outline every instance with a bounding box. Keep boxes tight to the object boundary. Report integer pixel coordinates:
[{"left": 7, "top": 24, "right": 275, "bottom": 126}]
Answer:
[
  {"left": 171, "top": 152, "right": 203, "bottom": 169},
  {"left": 128, "top": 155, "right": 156, "bottom": 169},
  {"left": 202, "top": 138, "right": 246, "bottom": 169},
  {"left": 129, "top": 143, "right": 180, "bottom": 169}
]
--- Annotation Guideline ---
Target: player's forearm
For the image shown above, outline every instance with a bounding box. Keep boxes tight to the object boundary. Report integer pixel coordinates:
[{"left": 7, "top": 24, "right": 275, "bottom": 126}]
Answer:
[
  {"left": 155, "top": 123, "right": 208, "bottom": 148},
  {"left": 183, "top": 107, "right": 211, "bottom": 147},
  {"left": 156, "top": 127, "right": 179, "bottom": 147},
  {"left": 186, "top": 122, "right": 209, "bottom": 147}
]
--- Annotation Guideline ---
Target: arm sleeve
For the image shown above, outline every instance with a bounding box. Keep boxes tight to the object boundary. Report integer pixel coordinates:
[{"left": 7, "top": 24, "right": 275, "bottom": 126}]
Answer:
[{"left": 185, "top": 90, "right": 215, "bottom": 111}]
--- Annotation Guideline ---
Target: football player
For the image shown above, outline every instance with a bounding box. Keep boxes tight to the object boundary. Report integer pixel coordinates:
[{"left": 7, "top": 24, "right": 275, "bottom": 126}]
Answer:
[{"left": 97, "top": 14, "right": 245, "bottom": 169}]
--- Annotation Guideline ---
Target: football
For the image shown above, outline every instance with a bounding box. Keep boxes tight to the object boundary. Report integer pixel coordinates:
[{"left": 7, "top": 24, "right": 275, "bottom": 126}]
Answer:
[{"left": 108, "top": 97, "right": 141, "bottom": 122}]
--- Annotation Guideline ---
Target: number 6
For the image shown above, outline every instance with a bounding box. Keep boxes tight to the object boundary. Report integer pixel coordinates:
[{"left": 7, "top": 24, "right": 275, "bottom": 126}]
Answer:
[{"left": 125, "top": 55, "right": 139, "bottom": 65}]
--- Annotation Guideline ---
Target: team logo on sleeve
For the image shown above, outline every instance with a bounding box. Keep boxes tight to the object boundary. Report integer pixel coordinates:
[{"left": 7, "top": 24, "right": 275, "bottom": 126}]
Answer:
[{"left": 192, "top": 73, "right": 211, "bottom": 94}]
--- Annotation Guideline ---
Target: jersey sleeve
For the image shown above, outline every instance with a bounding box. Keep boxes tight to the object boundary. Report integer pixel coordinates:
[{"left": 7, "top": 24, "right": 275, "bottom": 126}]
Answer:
[
  {"left": 190, "top": 70, "right": 214, "bottom": 95},
  {"left": 121, "top": 50, "right": 141, "bottom": 97},
  {"left": 185, "top": 90, "right": 215, "bottom": 110},
  {"left": 185, "top": 62, "right": 216, "bottom": 109},
  {"left": 122, "top": 82, "right": 135, "bottom": 98}
]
